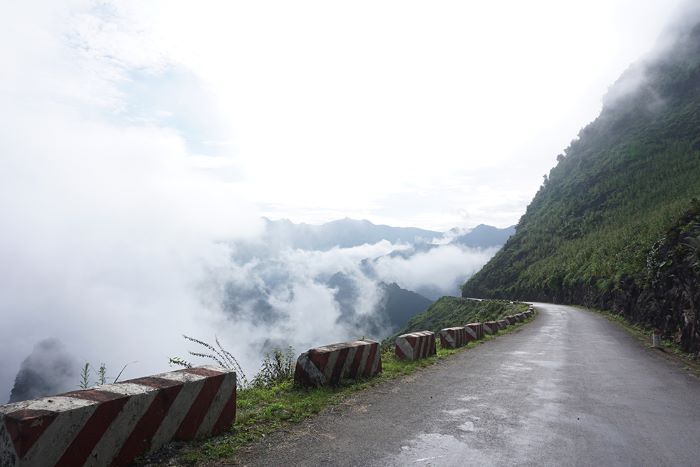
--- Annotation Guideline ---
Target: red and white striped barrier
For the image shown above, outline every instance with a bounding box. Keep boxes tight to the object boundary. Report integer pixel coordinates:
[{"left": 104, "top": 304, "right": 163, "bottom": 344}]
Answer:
[
  {"left": 466, "top": 323, "right": 484, "bottom": 340},
  {"left": 483, "top": 321, "right": 498, "bottom": 334},
  {"left": 395, "top": 331, "right": 436, "bottom": 361},
  {"left": 464, "top": 324, "right": 477, "bottom": 341},
  {"left": 0, "top": 366, "right": 236, "bottom": 467},
  {"left": 439, "top": 327, "right": 469, "bottom": 349},
  {"left": 294, "top": 340, "right": 381, "bottom": 388}
]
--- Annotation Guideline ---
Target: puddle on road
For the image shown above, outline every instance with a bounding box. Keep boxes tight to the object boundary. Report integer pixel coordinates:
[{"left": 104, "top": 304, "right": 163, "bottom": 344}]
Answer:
[
  {"left": 501, "top": 362, "right": 533, "bottom": 372},
  {"left": 382, "top": 433, "right": 493, "bottom": 466},
  {"left": 443, "top": 408, "right": 471, "bottom": 417},
  {"left": 458, "top": 421, "right": 476, "bottom": 432}
]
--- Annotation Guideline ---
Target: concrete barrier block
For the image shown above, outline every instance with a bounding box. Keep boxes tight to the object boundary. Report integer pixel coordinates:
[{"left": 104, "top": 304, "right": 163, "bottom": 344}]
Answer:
[
  {"left": 0, "top": 366, "right": 236, "bottom": 467},
  {"left": 465, "top": 323, "right": 483, "bottom": 340},
  {"left": 395, "top": 331, "right": 436, "bottom": 361},
  {"left": 483, "top": 321, "right": 498, "bottom": 334},
  {"left": 497, "top": 319, "right": 508, "bottom": 330},
  {"left": 439, "top": 327, "right": 469, "bottom": 349},
  {"left": 505, "top": 316, "right": 517, "bottom": 325},
  {"left": 294, "top": 340, "right": 381, "bottom": 388}
]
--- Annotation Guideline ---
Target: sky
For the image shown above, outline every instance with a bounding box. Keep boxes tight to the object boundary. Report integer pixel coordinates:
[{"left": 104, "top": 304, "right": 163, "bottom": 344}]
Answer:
[
  {"left": 5, "top": 0, "right": 685, "bottom": 231},
  {"left": 0, "top": 0, "right": 692, "bottom": 401}
]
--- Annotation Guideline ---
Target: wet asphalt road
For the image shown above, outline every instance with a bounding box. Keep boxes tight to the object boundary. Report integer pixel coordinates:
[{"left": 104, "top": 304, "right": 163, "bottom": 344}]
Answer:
[{"left": 231, "top": 304, "right": 700, "bottom": 466}]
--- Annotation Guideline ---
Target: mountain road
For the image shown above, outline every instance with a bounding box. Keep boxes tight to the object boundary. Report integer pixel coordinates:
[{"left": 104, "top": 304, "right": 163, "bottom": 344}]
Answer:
[{"left": 228, "top": 304, "right": 700, "bottom": 466}]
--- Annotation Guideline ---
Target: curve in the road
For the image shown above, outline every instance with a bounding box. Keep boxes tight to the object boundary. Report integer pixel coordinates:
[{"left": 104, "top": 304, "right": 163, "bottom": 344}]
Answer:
[{"left": 231, "top": 304, "right": 700, "bottom": 467}]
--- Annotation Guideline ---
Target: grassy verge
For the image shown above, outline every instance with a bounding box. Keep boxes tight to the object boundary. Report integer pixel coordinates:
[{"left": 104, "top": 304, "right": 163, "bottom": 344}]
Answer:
[
  {"left": 146, "top": 313, "right": 537, "bottom": 465},
  {"left": 577, "top": 306, "right": 700, "bottom": 376}
]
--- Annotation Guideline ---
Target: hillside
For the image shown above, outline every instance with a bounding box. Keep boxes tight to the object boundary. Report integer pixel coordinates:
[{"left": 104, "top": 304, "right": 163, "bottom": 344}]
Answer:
[
  {"left": 388, "top": 297, "right": 527, "bottom": 341},
  {"left": 450, "top": 224, "right": 516, "bottom": 248},
  {"left": 463, "top": 19, "right": 700, "bottom": 352}
]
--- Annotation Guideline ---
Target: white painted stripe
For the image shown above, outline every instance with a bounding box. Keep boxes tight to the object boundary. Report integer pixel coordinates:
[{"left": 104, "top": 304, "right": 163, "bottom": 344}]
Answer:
[
  {"left": 323, "top": 350, "right": 340, "bottom": 382},
  {"left": 86, "top": 386, "right": 159, "bottom": 466},
  {"left": 370, "top": 345, "right": 381, "bottom": 374},
  {"left": 417, "top": 335, "right": 426, "bottom": 358},
  {"left": 149, "top": 378, "right": 206, "bottom": 449},
  {"left": 441, "top": 331, "right": 455, "bottom": 347},
  {"left": 396, "top": 337, "right": 414, "bottom": 360},
  {"left": 298, "top": 353, "right": 325, "bottom": 386},
  {"left": 465, "top": 327, "right": 477, "bottom": 339},
  {"left": 357, "top": 345, "right": 370, "bottom": 375},
  {"left": 339, "top": 347, "right": 357, "bottom": 381},
  {"left": 195, "top": 372, "right": 237, "bottom": 439},
  {"left": 156, "top": 371, "right": 207, "bottom": 384},
  {"left": 21, "top": 398, "right": 98, "bottom": 467}
]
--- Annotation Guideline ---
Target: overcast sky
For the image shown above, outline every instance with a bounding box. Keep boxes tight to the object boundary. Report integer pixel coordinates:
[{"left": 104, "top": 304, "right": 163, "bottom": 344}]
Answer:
[
  {"left": 120, "top": 0, "right": 688, "bottom": 229},
  {"left": 3, "top": 0, "right": 685, "bottom": 231}
]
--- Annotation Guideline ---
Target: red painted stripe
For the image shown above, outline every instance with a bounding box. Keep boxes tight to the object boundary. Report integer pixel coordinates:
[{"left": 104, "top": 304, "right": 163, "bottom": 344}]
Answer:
[
  {"left": 124, "top": 376, "right": 181, "bottom": 389},
  {"left": 329, "top": 348, "right": 350, "bottom": 384},
  {"left": 349, "top": 344, "right": 366, "bottom": 377},
  {"left": 4, "top": 409, "right": 57, "bottom": 459},
  {"left": 363, "top": 343, "right": 378, "bottom": 377},
  {"left": 293, "top": 361, "right": 309, "bottom": 386},
  {"left": 406, "top": 335, "right": 416, "bottom": 348},
  {"left": 395, "top": 342, "right": 407, "bottom": 360},
  {"left": 309, "top": 350, "right": 330, "bottom": 374},
  {"left": 211, "top": 376, "right": 237, "bottom": 435},
  {"left": 111, "top": 383, "right": 183, "bottom": 467},
  {"left": 174, "top": 373, "right": 225, "bottom": 440},
  {"left": 55, "top": 393, "right": 129, "bottom": 467}
]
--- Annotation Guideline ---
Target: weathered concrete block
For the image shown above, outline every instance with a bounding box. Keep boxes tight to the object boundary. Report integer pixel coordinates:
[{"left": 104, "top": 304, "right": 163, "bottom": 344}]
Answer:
[
  {"left": 395, "top": 331, "right": 436, "bottom": 361},
  {"left": 497, "top": 319, "right": 508, "bottom": 329},
  {"left": 483, "top": 321, "right": 498, "bottom": 334},
  {"left": 0, "top": 366, "right": 236, "bottom": 467},
  {"left": 294, "top": 340, "right": 381, "bottom": 388},
  {"left": 505, "top": 316, "right": 517, "bottom": 325},
  {"left": 466, "top": 323, "right": 483, "bottom": 340},
  {"left": 439, "top": 327, "right": 469, "bottom": 349}
]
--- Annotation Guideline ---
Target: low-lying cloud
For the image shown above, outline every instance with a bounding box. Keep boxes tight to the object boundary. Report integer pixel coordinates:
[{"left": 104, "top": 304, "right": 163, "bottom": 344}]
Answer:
[
  {"left": 371, "top": 245, "right": 500, "bottom": 300},
  {"left": 0, "top": 1, "right": 501, "bottom": 401}
]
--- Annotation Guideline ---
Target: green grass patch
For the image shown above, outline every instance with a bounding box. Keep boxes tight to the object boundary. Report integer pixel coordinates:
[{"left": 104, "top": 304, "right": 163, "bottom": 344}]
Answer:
[{"left": 150, "top": 312, "right": 537, "bottom": 465}]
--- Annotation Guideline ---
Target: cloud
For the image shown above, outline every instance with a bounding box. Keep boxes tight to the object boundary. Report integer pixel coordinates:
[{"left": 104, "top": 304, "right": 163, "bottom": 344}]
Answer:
[
  {"left": 9, "top": 339, "right": 78, "bottom": 403},
  {"left": 0, "top": 1, "right": 260, "bottom": 402},
  {"left": 370, "top": 245, "right": 500, "bottom": 300}
]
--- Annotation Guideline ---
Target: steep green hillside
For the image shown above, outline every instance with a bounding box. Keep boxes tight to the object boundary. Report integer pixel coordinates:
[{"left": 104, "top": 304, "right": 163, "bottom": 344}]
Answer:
[
  {"left": 463, "top": 21, "right": 700, "bottom": 352},
  {"left": 390, "top": 297, "right": 527, "bottom": 340}
]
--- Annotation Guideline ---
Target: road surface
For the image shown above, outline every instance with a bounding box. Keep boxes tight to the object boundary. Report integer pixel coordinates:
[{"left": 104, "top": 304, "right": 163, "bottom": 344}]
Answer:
[{"left": 230, "top": 304, "right": 700, "bottom": 466}]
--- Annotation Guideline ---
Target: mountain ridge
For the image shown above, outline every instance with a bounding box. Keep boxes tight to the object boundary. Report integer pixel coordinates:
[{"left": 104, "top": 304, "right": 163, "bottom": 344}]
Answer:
[{"left": 463, "top": 16, "right": 700, "bottom": 353}]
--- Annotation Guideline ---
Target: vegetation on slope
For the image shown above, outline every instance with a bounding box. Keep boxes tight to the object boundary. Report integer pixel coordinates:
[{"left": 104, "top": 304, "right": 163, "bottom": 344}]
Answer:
[
  {"left": 463, "top": 20, "right": 700, "bottom": 353},
  {"left": 388, "top": 297, "right": 528, "bottom": 342},
  {"left": 144, "top": 299, "right": 533, "bottom": 464}
]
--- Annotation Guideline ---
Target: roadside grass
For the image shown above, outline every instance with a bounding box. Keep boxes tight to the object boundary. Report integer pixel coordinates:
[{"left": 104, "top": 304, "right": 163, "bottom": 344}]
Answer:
[
  {"left": 577, "top": 306, "right": 700, "bottom": 376},
  {"left": 153, "top": 313, "right": 537, "bottom": 465}
]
